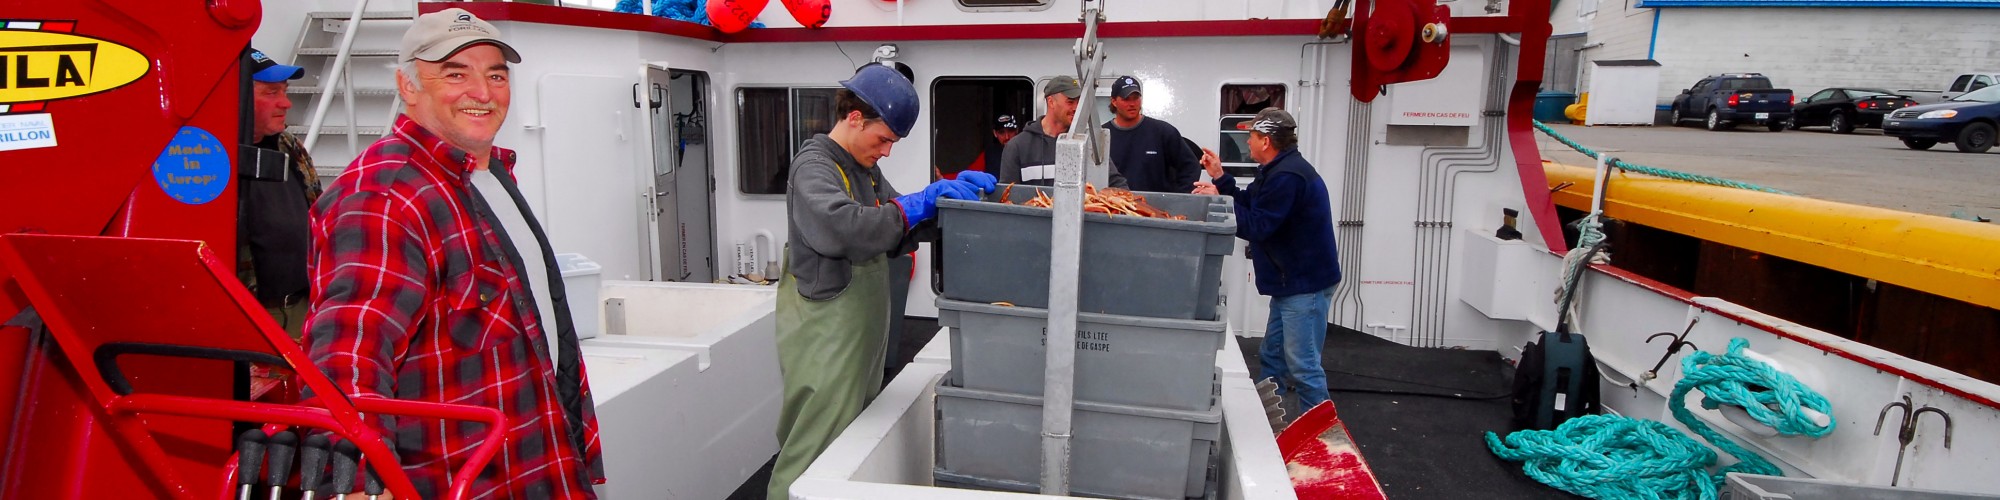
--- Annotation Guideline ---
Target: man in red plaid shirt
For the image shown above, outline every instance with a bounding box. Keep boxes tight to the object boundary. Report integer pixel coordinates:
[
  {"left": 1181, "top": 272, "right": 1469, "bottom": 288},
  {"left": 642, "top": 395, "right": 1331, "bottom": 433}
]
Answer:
[{"left": 304, "top": 9, "right": 604, "bottom": 498}]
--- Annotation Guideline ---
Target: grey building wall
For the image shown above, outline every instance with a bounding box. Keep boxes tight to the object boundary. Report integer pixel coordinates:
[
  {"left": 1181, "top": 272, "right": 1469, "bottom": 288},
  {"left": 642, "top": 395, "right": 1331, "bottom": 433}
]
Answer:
[
  {"left": 1652, "top": 8, "right": 2000, "bottom": 105},
  {"left": 1551, "top": 5, "right": 2000, "bottom": 109}
]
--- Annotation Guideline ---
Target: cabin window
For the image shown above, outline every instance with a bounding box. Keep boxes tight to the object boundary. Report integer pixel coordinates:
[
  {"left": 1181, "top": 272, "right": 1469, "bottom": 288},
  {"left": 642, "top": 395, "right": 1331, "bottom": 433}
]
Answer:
[
  {"left": 1217, "top": 84, "right": 1286, "bottom": 176},
  {"left": 956, "top": 0, "right": 1054, "bottom": 11},
  {"left": 736, "top": 86, "right": 840, "bottom": 195}
]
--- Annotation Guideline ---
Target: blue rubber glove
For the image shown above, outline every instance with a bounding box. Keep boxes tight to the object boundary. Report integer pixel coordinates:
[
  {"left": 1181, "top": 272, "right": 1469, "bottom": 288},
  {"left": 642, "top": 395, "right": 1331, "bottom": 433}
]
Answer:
[
  {"left": 894, "top": 180, "right": 981, "bottom": 228},
  {"left": 955, "top": 170, "right": 999, "bottom": 196}
]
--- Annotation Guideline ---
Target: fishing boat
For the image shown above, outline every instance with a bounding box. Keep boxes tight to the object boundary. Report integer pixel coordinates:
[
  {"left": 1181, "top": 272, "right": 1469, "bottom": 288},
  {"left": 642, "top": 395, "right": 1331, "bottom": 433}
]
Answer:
[{"left": 1, "top": 0, "right": 1995, "bottom": 498}]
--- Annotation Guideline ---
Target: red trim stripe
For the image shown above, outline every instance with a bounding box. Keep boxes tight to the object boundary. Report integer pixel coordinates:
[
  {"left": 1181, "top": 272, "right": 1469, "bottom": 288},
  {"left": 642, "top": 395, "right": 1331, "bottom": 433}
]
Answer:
[{"left": 428, "top": 2, "right": 1527, "bottom": 44}]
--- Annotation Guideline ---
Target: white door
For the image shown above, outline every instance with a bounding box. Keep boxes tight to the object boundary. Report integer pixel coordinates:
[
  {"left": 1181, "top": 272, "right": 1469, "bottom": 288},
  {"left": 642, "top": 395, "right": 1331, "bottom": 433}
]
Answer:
[
  {"left": 540, "top": 74, "right": 644, "bottom": 280},
  {"left": 642, "top": 65, "right": 716, "bottom": 282}
]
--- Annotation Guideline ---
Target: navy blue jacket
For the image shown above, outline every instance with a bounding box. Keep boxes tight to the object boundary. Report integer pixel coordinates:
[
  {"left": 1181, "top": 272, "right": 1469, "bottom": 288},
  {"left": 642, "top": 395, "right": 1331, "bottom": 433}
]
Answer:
[
  {"left": 1105, "top": 117, "right": 1201, "bottom": 193},
  {"left": 1212, "top": 148, "right": 1340, "bottom": 297}
]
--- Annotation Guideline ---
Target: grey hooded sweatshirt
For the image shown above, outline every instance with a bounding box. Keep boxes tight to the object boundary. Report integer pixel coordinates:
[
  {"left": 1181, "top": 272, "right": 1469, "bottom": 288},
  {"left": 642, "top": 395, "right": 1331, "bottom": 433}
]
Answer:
[
  {"left": 997, "top": 117, "right": 1128, "bottom": 189},
  {"left": 786, "top": 134, "right": 934, "bottom": 300}
]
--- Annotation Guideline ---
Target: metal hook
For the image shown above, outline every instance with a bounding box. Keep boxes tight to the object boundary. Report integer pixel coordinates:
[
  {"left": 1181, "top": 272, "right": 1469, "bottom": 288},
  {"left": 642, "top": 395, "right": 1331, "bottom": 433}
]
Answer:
[
  {"left": 1640, "top": 317, "right": 1699, "bottom": 382},
  {"left": 1875, "top": 394, "right": 1915, "bottom": 441},
  {"left": 1913, "top": 406, "right": 1954, "bottom": 449},
  {"left": 1875, "top": 394, "right": 1916, "bottom": 486},
  {"left": 1874, "top": 394, "right": 1953, "bottom": 486}
]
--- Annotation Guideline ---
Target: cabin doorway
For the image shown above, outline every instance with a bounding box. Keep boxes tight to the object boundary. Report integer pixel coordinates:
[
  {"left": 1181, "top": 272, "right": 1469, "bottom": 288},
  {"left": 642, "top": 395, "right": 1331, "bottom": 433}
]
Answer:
[
  {"left": 928, "top": 77, "right": 1034, "bottom": 293},
  {"left": 645, "top": 66, "right": 717, "bottom": 282}
]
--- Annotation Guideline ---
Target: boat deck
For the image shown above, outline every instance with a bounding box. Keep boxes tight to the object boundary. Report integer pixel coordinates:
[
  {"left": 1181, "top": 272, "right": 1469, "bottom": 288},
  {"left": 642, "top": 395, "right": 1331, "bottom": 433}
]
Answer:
[
  {"left": 1234, "top": 328, "right": 1576, "bottom": 500},
  {"left": 727, "top": 320, "right": 1574, "bottom": 500}
]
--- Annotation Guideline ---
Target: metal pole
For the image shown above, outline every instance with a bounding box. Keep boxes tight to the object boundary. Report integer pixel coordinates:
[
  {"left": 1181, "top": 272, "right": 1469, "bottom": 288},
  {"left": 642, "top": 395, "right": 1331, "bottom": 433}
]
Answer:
[
  {"left": 304, "top": 0, "right": 373, "bottom": 152},
  {"left": 1040, "top": 1, "right": 1105, "bottom": 495},
  {"left": 1590, "top": 153, "right": 1614, "bottom": 216}
]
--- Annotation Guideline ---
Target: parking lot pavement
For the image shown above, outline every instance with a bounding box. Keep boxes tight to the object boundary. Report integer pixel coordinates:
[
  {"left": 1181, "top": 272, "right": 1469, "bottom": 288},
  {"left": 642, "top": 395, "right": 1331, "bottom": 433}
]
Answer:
[{"left": 1533, "top": 122, "right": 1999, "bottom": 220}]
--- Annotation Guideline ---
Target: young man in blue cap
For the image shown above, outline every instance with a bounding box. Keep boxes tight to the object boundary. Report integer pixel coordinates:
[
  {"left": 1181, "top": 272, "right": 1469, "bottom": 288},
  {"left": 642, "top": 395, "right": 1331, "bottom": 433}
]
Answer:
[
  {"left": 769, "top": 63, "right": 996, "bottom": 499},
  {"left": 1105, "top": 75, "right": 1204, "bottom": 193},
  {"left": 237, "top": 48, "right": 320, "bottom": 339}
]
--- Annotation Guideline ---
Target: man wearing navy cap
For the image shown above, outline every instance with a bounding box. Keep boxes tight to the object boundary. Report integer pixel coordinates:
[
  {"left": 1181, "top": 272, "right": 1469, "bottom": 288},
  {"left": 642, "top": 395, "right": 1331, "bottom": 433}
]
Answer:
[
  {"left": 957, "top": 114, "right": 1021, "bottom": 177},
  {"left": 237, "top": 48, "right": 319, "bottom": 339},
  {"left": 1105, "top": 75, "right": 1204, "bottom": 193}
]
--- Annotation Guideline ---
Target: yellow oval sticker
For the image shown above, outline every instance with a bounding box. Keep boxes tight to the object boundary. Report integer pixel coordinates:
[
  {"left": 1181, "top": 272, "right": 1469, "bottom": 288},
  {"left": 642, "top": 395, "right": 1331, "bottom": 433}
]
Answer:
[{"left": 0, "top": 29, "right": 149, "bottom": 104}]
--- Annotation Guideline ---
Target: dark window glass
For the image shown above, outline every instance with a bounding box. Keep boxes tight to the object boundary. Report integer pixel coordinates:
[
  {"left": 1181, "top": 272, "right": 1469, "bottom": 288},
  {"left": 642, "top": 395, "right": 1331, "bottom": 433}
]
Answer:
[
  {"left": 736, "top": 87, "right": 839, "bottom": 195},
  {"left": 738, "top": 88, "right": 791, "bottom": 195},
  {"left": 958, "top": 0, "right": 1049, "bottom": 6},
  {"left": 1720, "top": 79, "right": 1773, "bottom": 91}
]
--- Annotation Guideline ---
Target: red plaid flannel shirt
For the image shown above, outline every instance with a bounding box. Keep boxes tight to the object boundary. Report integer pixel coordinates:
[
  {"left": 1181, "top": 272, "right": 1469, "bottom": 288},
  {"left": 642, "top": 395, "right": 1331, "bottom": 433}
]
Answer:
[{"left": 305, "top": 115, "right": 605, "bottom": 498}]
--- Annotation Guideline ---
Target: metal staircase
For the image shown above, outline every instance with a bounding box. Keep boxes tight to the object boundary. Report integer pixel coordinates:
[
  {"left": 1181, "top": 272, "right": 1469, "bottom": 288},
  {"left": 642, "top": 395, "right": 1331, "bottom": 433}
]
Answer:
[{"left": 283, "top": 1, "right": 417, "bottom": 179}]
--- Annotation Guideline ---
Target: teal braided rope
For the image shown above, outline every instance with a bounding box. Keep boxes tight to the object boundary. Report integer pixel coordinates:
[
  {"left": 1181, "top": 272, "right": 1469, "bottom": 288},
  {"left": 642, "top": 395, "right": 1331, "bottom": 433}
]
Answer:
[
  {"left": 1485, "top": 415, "right": 1720, "bottom": 500},
  {"left": 1670, "top": 338, "right": 1837, "bottom": 485},
  {"left": 1486, "top": 339, "right": 1836, "bottom": 500},
  {"left": 1531, "top": 120, "right": 1794, "bottom": 195}
]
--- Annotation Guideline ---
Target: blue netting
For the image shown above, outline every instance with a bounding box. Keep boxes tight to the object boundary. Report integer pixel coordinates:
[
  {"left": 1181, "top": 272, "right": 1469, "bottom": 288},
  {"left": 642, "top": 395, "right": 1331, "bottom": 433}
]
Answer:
[{"left": 614, "top": 0, "right": 764, "bottom": 29}]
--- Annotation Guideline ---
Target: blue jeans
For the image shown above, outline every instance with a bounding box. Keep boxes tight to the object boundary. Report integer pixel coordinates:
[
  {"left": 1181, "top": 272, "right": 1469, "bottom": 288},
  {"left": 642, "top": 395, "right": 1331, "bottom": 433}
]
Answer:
[{"left": 1259, "top": 286, "right": 1334, "bottom": 410}]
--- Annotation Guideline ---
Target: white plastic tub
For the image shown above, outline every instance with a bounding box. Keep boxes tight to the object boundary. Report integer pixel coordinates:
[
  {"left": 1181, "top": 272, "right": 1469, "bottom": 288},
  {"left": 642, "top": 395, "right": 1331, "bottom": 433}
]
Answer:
[{"left": 584, "top": 281, "right": 781, "bottom": 500}]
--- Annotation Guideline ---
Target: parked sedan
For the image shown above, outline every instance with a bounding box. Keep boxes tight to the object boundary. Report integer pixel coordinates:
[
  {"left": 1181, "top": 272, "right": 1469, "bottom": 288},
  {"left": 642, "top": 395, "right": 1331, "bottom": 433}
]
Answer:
[
  {"left": 1882, "top": 84, "right": 2000, "bottom": 153},
  {"left": 1791, "top": 88, "right": 1916, "bottom": 134}
]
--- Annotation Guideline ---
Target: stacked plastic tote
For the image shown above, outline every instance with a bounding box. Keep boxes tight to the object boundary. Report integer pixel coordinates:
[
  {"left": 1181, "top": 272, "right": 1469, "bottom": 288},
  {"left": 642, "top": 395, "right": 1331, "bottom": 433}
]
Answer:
[{"left": 931, "top": 186, "right": 1238, "bottom": 500}]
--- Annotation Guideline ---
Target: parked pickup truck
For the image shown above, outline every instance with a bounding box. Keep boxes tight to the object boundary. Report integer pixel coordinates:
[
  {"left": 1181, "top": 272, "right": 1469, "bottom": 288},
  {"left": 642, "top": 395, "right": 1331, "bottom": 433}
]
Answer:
[
  {"left": 1669, "top": 73, "right": 1794, "bottom": 132},
  {"left": 1896, "top": 72, "right": 2000, "bottom": 105}
]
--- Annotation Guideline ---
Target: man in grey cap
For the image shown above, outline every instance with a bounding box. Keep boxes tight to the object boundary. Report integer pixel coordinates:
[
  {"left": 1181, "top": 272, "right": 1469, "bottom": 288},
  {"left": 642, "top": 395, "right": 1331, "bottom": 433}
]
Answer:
[
  {"left": 305, "top": 8, "right": 605, "bottom": 498},
  {"left": 1195, "top": 108, "right": 1340, "bottom": 412},
  {"left": 997, "top": 75, "right": 1127, "bottom": 189}
]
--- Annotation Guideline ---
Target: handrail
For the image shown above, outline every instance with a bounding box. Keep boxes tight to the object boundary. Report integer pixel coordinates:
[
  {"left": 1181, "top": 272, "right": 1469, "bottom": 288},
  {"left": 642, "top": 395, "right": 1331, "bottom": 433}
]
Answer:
[{"left": 304, "top": 0, "right": 373, "bottom": 152}]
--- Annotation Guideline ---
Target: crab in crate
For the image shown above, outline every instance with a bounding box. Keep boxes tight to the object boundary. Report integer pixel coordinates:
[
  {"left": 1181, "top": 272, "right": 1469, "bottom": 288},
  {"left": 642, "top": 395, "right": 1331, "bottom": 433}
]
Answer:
[{"left": 1000, "top": 183, "right": 1189, "bottom": 220}]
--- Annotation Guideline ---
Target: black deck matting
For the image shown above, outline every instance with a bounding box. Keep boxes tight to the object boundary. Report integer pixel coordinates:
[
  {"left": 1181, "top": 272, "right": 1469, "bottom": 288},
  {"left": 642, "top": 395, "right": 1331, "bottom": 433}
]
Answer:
[{"left": 1237, "top": 326, "right": 1580, "bottom": 500}]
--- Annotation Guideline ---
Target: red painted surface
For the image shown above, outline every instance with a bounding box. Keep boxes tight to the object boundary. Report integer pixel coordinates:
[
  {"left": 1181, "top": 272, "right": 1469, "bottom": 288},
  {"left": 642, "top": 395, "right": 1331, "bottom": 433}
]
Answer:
[
  {"left": 0, "top": 0, "right": 257, "bottom": 496},
  {"left": 0, "top": 234, "right": 512, "bottom": 499},
  {"left": 1349, "top": 0, "right": 1454, "bottom": 102},
  {"left": 1501, "top": 0, "right": 1566, "bottom": 254},
  {"left": 1279, "top": 402, "right": 1388, "bottom": 499}
]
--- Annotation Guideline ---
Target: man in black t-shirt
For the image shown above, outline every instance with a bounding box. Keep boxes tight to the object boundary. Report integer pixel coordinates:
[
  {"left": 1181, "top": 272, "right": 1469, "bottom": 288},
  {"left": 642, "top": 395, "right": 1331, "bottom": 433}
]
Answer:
[{"left": 1104, "top": 75, "right": 1202, "bottom": 193}]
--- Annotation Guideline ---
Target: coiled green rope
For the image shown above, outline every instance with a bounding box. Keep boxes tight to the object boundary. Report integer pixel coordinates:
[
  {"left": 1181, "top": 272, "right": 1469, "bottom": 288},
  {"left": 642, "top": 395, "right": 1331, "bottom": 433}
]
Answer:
[
  {"left": 1532, "top": 120, "right": 1794, "bottom": 196},
  {"left": 1486, "top": 338, "right": 1836, "bottom": 500}
]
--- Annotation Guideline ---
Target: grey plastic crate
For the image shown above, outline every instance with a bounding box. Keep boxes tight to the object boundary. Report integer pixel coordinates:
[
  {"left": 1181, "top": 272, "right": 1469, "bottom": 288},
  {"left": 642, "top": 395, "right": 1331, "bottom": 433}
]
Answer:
[
  {"left": 1725, "top": 473, "right": 2000, "bottom": 500},
  {"left": 933, "top": 378, "right": 1221, "bottom": 500},
  {"left": 937, "top": 185, "right": 1235, "bottom": 320},
  {"left": 938, "top": 298, "right": 1225, "bottom": 411}
]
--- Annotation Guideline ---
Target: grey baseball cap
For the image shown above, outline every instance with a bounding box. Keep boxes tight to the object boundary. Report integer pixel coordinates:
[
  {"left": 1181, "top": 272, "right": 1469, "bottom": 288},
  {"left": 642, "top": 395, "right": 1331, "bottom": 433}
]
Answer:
[
  {"left": 1249, "top": 108, "right": 1297, "bottom": 134},
  {"left": 400, "top": 8, "right": 522, "bottom": 63},
  {"left": 1043, "top": 75, "right": 1082, "bottom": 99}
]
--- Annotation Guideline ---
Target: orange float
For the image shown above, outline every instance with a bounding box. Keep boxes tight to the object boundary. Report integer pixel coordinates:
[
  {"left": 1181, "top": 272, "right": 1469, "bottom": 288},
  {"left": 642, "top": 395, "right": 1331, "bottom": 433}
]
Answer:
[{"left": 707, "top": 0, "right": 830, "bottom": 33}]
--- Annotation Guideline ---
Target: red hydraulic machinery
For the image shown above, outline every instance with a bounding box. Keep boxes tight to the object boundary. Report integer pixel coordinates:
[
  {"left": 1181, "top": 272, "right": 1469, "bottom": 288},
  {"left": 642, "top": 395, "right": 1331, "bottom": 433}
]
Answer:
[{"left": 0, "top": 1, "right": 501, "bottom": 498}]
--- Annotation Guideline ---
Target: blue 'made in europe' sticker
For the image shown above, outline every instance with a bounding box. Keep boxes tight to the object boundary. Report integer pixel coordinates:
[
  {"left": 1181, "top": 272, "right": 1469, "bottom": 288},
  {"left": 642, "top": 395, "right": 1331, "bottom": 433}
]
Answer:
[{"left": 152, "top": 126, "right": 231, "bottom": 205}]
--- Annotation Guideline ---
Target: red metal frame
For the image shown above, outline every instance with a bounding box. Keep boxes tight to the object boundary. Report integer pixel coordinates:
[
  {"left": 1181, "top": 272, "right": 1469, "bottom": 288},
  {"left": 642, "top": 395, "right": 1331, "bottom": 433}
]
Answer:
[{"left": 0, "top": 234, "right": 509, "bottom": 499}]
